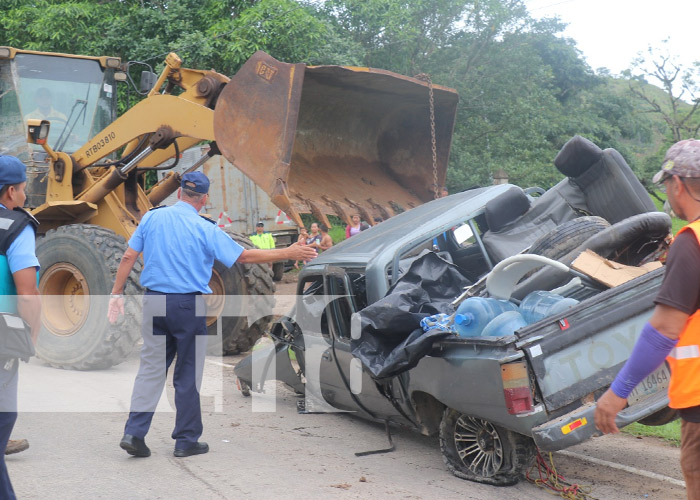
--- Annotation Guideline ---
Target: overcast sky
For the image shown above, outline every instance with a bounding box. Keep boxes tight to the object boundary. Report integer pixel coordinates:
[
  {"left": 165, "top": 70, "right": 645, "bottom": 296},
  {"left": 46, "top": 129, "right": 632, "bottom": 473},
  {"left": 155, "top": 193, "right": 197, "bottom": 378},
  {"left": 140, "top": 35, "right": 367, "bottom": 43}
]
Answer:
[{"left": 524, "top": 0, "right": 700, "bottom": 75}]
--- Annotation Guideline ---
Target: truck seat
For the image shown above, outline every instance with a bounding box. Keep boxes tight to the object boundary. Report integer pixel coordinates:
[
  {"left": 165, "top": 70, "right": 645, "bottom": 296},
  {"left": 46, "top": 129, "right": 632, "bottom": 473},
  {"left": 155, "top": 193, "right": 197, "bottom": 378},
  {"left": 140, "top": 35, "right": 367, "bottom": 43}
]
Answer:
[
  {"left": 554, "top": 135, "right": 656, "bottom": 224},
  {"left": 482, "top": 185, "right": 579, "bottom": 263},
  {"left": 481, "top": 136, "right": 657, "bottom": 264}
]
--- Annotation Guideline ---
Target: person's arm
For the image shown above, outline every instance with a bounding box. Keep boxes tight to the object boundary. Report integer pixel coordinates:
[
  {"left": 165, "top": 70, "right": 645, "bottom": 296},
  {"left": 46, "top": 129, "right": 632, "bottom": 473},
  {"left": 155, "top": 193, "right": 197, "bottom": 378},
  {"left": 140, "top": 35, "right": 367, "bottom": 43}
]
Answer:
[
  {"left": 108, "top": 247, "right": 140, "bottom": 323},
  {"left": 5, "top": 226, "right": 41, "bottom": 342},
  {"left": 238, "top": 241, "right": 317, "bottom": 264},
  {"left": 594, "top": 304, "right": 685, "bottom": 434},
  {"left": 14, "top": 268, "right": 41, "bottom": 343},
  {"left": 319, "top": 235, "right": 333, "bottom": 250},
  {"left": 345, "top": 225, "right": 351, "bottom": 238}
]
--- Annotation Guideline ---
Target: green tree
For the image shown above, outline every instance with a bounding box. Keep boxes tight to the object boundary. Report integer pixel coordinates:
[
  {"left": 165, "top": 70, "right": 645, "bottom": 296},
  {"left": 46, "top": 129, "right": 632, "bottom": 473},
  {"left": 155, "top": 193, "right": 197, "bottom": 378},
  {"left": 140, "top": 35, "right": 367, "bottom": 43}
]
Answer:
[{"left": 625, "top": 40, "right": 700, "bottom": 143}]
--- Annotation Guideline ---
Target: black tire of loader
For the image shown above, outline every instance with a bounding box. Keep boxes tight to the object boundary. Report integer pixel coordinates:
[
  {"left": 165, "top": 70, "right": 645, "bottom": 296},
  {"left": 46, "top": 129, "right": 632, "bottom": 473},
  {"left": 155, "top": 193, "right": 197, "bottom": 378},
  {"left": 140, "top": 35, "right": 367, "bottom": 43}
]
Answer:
[
  {"left": 528, "top": 216, "right": 610, "bottom": 261},
  {"left": 208, "top": 229, "right": 275, "bottom": 354},
  {"left": 439, "top": 408, "right": 536, "bottom": 486},
  {"left": 272, "top": 262, "right": 285, "bottom": 281},
  {"left": 35, "top": 224, "right": 143, "bottom": 370}
]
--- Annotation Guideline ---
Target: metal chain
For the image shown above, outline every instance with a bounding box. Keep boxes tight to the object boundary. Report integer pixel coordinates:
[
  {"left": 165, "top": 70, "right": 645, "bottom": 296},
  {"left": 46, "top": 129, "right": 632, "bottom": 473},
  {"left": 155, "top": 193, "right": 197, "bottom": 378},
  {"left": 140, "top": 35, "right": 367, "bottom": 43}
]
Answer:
[{"left": 415, "top": 73, "right": 439, "bottom": 199}]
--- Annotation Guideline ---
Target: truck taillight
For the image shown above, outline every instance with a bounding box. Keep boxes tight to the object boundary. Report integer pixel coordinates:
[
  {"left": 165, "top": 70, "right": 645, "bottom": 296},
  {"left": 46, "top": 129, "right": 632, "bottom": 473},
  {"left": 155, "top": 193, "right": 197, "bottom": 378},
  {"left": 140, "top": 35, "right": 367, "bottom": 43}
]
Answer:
[{"left": 501, "top": 362, "right": 534, "bottom": 415}]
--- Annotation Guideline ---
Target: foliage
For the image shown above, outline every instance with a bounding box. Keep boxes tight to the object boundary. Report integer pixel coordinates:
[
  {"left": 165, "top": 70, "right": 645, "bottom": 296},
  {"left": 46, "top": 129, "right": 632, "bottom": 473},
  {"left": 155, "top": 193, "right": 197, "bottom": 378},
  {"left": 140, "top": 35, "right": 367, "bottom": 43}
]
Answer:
[
  {"left": 625, "top": 40, "right": 700, "bottom": 144},
  {"left": 0, "top": 0, "right": 694, "bottom": 192},
  {"left": 0, "top": 0, "right": 333, "bottom": 114}
]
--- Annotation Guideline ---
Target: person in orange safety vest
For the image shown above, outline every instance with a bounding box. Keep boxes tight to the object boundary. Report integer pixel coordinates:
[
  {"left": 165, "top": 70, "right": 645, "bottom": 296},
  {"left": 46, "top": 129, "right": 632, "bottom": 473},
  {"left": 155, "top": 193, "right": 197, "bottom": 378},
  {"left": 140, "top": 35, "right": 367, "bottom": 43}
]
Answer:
[{"left": 595, "top": 139, "right": 700, "bottom": 500}]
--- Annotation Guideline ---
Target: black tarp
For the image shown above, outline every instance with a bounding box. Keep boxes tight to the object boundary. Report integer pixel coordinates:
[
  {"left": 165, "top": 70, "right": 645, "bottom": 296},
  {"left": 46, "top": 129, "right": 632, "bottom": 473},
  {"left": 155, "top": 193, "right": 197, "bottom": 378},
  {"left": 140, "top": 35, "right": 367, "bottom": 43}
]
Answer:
[{"left": 351, "top": 252, "right": 472, "bottom": 379}]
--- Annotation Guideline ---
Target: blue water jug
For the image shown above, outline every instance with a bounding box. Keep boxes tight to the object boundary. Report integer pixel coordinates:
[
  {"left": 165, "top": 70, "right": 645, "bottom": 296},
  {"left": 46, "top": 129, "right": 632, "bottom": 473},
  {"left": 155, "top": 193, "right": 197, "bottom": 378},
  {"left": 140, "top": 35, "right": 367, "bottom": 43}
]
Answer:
[
  {"left": 452, "top": 297, "right": 518, "bottom": 337},
  {"left": 519, "top": 291, "right": 579, "bottom": 324},
  {"left": 481, "top": 311, "right": 528, "bottom": 337}
]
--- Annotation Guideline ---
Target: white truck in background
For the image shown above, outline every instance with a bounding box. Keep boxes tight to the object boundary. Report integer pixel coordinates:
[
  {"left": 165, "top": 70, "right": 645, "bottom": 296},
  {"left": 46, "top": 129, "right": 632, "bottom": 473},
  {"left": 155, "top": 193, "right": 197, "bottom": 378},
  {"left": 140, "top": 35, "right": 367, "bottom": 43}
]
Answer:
[{"left": 157, "top": 145, "right": 299, "bottom": 280}]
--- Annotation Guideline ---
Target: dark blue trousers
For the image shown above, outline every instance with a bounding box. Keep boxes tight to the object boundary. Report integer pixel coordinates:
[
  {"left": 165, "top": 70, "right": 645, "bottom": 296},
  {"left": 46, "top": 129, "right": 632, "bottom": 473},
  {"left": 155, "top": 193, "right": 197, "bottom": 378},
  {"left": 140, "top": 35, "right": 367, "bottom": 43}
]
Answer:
[
  {"left": 124, "top": 292, "right": 207, "bottom": 449},
  {"left": 0, "top": 360, "right": 18, "bottom": 499}
]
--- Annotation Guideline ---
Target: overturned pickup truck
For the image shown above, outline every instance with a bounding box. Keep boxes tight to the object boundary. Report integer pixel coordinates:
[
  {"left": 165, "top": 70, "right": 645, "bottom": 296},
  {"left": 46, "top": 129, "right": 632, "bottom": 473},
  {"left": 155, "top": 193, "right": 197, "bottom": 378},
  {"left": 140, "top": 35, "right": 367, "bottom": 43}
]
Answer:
[{"left": 235, "top": 135, "right": 675, "bottom": 486}]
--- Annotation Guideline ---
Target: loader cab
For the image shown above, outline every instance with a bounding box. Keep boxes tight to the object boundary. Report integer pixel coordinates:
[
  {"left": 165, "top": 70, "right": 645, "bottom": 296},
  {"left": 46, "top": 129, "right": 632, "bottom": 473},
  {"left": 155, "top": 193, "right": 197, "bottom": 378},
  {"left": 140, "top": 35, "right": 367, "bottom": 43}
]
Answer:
[{"left": 0, "top": 47, "right": 121, "bottom": 161}]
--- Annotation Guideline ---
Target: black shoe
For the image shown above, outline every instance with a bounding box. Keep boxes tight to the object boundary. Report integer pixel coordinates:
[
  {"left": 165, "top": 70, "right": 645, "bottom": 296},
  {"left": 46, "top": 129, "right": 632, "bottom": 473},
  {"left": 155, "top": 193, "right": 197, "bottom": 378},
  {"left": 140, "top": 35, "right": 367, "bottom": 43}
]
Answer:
[
  {"left": 120, "top": 434, "right": 151, "bottom": 457},
  {"left": 173, "top": 442, "right": 209, "bottom": 458}
]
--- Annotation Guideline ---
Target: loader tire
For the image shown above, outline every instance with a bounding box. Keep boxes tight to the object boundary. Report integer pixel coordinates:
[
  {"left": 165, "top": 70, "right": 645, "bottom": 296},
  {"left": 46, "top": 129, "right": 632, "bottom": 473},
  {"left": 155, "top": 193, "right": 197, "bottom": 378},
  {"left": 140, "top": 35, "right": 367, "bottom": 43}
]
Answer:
[
  {"left": 207, "top": 229, "right": 275, "bottom": 355},
  {"left": 272, "top": 262, "right": 285, "bottom": 282},
  {"left": 35, "top": 225, "right": 143, "bottom": 370}
]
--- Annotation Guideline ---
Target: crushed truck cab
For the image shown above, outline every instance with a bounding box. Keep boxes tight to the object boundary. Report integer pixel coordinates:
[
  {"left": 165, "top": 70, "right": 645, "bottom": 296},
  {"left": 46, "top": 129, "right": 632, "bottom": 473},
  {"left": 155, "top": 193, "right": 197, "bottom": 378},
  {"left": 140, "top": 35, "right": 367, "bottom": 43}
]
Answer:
[{"left": 235, "top": 135, "right": 674, "bottom": 486}]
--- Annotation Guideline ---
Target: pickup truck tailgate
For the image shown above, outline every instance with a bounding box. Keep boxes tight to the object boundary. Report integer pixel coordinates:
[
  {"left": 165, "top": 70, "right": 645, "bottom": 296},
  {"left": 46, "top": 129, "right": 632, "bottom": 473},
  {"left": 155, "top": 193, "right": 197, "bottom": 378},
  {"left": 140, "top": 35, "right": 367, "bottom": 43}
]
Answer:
[{"left": 516, "top": 269, "right": 664, "bottom": 412}]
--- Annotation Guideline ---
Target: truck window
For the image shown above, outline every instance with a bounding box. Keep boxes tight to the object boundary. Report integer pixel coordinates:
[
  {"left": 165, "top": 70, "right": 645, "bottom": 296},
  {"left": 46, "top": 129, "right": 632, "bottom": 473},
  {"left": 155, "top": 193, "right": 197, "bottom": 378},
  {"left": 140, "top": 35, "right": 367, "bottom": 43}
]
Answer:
[
  {"left": 299, "top": 276, "right": 330, "bottom": 341},
  {"left": 449, "top": 213, "right": 491, "bottom": 282},
  {"left": 327, "top": 271, "right": 366, "bottom": 339}
]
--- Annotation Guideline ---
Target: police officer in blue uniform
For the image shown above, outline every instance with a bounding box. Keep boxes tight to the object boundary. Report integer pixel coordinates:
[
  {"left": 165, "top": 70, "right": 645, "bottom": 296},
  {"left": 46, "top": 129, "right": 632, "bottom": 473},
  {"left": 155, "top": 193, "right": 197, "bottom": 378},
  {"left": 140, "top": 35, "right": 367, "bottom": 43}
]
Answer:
[
  {"left": 0, "top": 155, "right": 41, "bottom": 498},
  {"left": 109, "top": 171, "right": 315, "bottom": 458}
]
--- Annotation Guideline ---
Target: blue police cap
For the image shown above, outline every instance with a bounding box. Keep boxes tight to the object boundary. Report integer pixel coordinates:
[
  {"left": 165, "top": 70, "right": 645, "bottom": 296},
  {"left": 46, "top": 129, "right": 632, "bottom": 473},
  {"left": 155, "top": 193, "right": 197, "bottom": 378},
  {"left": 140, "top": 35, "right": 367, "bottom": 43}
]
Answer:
[
  {"left": 181, "top": 171, "right": 210, "bottom": 194},
  {"left": 0, "top": 156, "right": 27, "bottom": 190}
]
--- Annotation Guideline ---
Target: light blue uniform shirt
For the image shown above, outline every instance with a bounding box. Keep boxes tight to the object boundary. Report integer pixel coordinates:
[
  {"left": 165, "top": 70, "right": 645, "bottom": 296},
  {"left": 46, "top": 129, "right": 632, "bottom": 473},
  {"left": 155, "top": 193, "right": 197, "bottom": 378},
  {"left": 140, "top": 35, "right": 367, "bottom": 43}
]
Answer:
[{"left": 128, "top": 201, "right": 244, "bottom": 294}]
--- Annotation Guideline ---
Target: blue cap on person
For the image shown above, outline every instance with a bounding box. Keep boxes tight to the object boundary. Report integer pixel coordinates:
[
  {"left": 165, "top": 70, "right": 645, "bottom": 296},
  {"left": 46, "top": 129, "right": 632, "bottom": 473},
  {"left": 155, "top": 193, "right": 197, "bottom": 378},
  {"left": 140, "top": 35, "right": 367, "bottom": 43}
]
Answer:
[
  {"left": 0, "top": 155, "right": 27, "bottom": 190},
  {"left": 181, "top": 171, "right": 209, "bottom": 194}
]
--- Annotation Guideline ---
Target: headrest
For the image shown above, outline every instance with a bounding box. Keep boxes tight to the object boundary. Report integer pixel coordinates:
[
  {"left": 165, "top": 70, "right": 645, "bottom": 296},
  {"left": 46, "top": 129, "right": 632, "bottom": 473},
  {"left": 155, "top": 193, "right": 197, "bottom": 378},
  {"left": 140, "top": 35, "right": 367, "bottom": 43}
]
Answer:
[
  {"left": 554, "top": 135, "right": 604, "bottom": 178},
  {"left": 484, "top": 187, "right": 530, "bottom": 233}
]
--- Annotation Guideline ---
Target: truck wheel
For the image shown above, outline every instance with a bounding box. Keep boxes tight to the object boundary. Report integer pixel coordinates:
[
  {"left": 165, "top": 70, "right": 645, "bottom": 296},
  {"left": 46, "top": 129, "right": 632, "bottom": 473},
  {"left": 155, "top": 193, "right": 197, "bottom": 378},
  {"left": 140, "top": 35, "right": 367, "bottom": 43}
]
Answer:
[
  {"left": 272, "top": 262, "right": 285, "bottom": 281},
  {"left": 439, "top": 409, "right": 536, "bottom": 486},
  {"left": 528, "top": 216, "right": 610, "bottom": 261},
  {"left": 35, "top": 225, "right": 143, "bottom": 369},
  {"left": 206, "top": 229, "right": 275, "bottom": 354},
  {"left": 638, "top": 406, "right": 679, "bottom": 426}
]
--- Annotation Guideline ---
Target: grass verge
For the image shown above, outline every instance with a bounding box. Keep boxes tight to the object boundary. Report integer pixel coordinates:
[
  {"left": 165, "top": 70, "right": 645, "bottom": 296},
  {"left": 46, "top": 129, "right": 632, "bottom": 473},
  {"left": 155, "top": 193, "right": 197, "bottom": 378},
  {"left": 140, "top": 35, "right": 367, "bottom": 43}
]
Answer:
[{"left": 622, "top": 419, "right": 681, "bottom": 446}]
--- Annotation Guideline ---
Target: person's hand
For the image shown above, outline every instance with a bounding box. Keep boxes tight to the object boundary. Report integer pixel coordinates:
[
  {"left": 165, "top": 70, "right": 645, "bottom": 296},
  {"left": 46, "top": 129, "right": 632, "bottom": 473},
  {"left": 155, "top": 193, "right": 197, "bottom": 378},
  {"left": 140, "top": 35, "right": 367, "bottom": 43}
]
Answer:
[
  {"left": 594, "top": 389, "right": 628, "bottom": 434},
  {"left": 108, "top": 296, "right": 125, "bottom": 324},
  {"left": 288, "top": 241, "right": 318, "bottom": 262}
]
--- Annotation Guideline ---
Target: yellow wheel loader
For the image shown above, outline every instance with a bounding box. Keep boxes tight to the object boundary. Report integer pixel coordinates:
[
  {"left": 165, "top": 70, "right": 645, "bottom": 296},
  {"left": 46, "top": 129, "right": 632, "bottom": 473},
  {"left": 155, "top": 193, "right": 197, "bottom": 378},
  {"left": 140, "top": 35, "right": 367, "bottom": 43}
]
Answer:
[{"left": 0, "top": 46, "right": 458, "bottom": 369}]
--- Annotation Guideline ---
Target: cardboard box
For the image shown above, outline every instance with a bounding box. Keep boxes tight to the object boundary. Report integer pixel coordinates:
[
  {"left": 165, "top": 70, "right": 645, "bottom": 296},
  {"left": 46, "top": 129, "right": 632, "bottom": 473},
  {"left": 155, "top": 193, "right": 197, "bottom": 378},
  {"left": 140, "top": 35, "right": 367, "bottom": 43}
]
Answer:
[{"left": 571, "top": 249, "right": 663, "bottom": 288}]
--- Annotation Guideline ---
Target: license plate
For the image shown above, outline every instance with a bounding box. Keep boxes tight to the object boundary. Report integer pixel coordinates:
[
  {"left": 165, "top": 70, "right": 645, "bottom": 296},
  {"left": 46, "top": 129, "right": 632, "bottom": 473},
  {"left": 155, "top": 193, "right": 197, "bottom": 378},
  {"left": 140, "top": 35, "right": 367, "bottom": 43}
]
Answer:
[{"left": 627, "top": 363, "right": 670, "bottom": 405}]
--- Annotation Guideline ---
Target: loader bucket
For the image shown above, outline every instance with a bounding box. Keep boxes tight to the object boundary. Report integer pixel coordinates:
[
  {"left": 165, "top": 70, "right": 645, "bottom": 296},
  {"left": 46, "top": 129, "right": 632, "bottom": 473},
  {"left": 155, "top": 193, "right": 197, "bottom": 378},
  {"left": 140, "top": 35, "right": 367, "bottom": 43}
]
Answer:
[{"left": 214, "top": 51, "right": 458, "bottom": 227}]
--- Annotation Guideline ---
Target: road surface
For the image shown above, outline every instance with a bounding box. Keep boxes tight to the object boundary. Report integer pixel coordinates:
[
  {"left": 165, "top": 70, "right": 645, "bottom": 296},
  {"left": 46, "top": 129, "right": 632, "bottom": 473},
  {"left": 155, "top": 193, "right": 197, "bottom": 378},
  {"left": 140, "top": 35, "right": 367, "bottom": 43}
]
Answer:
[{"left": 8, "top": 351, "right": 685, "bottom": 500}]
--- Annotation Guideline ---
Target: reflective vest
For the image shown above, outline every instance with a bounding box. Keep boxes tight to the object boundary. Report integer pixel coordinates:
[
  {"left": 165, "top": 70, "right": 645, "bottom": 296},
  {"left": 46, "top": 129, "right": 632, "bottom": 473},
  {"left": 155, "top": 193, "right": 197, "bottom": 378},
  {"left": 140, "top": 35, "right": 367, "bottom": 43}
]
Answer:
[
  {"left": 667, "top": 220, "right": 700, "bottom": 408},
  {"left": 249, "top": 232, "right": 275, "bottom": 250},
  {"left": 0, "top": 208, "right": 38, "bottom": 314}
]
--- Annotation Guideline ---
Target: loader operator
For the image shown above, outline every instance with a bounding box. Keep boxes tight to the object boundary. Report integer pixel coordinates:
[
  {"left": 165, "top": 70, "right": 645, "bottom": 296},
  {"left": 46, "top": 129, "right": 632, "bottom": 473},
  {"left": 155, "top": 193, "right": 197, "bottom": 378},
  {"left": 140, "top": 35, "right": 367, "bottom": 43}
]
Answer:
[
  {"left": 595, "top": 139, "right": 700, "bottom": 499},
  {"left": 108, "top": 172, "right": 316, "bottom": 458},
  {"left": 0, "top": 155, "right": 41, "bottom": 499},
  {"left": 24, "top": 87, "right": 67, "bottom": 124}
]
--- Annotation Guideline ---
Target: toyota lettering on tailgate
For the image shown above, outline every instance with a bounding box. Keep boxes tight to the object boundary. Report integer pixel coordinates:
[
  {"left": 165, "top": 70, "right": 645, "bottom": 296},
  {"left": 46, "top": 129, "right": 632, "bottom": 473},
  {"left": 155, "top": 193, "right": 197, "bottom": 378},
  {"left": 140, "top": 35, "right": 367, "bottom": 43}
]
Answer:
[{"left": 536, "top": 314, "right": 651, "bottom": 396}]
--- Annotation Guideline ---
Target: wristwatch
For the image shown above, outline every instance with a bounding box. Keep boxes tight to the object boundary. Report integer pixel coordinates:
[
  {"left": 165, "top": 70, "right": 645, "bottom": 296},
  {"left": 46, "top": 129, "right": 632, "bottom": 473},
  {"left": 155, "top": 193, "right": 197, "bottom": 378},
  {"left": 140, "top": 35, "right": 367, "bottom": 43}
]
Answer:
[{"left": 110, "top": 293, "right": 123, "bottom": 299}]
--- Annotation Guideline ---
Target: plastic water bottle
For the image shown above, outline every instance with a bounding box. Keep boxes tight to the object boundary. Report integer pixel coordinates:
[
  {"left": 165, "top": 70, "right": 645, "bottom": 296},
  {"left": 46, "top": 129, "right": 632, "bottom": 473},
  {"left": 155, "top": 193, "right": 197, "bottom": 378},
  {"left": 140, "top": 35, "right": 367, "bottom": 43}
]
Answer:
[
  {"left": 452, "top": 297, "right": 518, "bottom": 337},
  {"left": 481, "top": 311, "right": 528, "bottom": 337},
  {"left": 519, "top": 291, "right": 579, "bottom": 324}
]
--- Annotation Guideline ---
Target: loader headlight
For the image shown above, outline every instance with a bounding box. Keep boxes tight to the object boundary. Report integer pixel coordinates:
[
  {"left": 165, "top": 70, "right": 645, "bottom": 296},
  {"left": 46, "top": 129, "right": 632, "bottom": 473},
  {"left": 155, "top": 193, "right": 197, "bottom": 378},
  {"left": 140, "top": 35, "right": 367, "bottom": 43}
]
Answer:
[
  {"left": 0, "top": 47, "right": 12, "bottom": 59},
  {"left": 105, "top": 57, "right": 121, "bottom": 69},
  {"left": 27, "top": 119, "right": 50, "bottom": 145}
]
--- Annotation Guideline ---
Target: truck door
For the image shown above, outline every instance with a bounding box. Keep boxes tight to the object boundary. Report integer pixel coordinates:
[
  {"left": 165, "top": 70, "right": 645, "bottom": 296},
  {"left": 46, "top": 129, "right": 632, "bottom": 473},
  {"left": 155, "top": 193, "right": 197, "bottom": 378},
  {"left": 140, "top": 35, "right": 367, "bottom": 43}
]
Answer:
[
  {"left": 325, "top": 268, "right": 411, "bottom": 422},
  {"left": 294, "top": 274, "right": 359, "bottom": 414}
]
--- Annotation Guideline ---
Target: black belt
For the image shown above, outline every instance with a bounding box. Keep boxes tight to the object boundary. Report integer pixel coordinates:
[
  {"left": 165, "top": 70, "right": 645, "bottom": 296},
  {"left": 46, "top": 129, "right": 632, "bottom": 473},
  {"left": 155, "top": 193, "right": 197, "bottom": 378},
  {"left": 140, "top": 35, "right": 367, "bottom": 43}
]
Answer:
[{"left": 145, "top": 289, "right": 201, "bottom": 295}]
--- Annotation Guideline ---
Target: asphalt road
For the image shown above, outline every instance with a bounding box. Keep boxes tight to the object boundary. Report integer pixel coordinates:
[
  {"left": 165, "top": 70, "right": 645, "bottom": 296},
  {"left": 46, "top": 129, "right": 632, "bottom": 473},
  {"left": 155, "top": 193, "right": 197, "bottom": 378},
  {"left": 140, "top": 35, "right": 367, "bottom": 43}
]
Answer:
[{"left": 6, "top": 352, "right": 686, "bottom": 500}]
